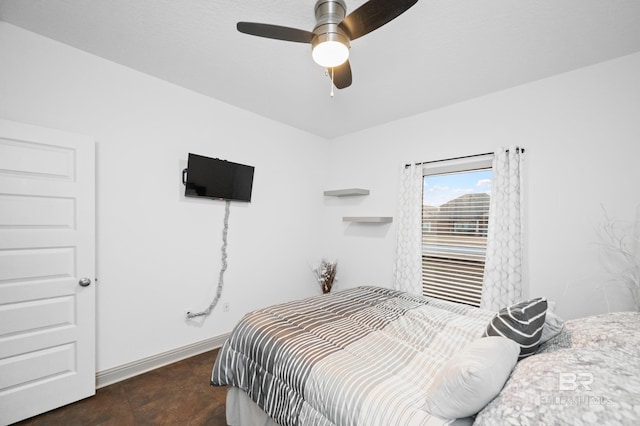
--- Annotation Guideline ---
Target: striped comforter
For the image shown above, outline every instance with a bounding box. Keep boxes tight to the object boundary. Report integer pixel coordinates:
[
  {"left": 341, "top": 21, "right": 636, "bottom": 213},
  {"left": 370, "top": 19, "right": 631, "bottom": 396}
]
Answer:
[{"left": 211, "top": 286, "right": 496, "bottom": 426}]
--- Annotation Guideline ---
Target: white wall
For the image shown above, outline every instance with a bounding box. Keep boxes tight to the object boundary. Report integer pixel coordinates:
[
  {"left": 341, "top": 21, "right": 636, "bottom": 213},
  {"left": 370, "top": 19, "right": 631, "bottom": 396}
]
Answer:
[
  {"left": 3, "top": 20, "right": 640, "bottom": 374},
  {"left": 0, "top": 22, "right": 329, "bottom": 372},
  {"left": 325, "top": 52, "right": 640, "bottom": 320}
]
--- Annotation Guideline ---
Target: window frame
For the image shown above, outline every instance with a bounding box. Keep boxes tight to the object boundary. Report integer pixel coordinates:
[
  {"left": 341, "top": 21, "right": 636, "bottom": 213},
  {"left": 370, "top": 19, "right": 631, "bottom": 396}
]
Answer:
[{"left": 421, "top": 154, "right": 494, "bottom": 307}]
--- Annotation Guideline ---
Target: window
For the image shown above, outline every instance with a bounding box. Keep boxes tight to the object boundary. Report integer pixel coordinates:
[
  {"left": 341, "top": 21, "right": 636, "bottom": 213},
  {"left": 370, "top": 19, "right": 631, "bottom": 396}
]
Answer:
[{"left": 422, "top": 164, "right": 493, "bottom": 307}]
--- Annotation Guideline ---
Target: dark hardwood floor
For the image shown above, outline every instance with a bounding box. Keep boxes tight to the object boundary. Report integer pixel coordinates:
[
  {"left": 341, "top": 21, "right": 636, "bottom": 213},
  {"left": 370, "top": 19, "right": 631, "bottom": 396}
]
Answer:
[{"left": 15, "top": 349, "right": 228, "bottom": 426}]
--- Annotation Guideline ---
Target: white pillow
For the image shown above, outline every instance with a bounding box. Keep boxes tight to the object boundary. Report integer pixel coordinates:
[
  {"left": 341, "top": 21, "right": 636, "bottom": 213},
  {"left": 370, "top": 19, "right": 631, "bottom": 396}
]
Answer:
[{"left": 424, "top": 337, "right": 520, "bottom": 419}]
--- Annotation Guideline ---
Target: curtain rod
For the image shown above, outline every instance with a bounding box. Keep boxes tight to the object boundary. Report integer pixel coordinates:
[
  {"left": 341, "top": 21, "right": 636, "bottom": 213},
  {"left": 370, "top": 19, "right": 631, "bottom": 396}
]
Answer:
[{"left": 406, "top": 147, "right": 525, "bottom": 168}]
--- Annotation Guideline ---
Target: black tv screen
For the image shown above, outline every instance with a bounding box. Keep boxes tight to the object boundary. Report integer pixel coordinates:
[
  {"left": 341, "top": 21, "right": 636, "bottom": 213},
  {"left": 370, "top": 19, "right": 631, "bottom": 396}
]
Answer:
[{"left": 184, "top": 153, "right": 254, "bottom": 202}]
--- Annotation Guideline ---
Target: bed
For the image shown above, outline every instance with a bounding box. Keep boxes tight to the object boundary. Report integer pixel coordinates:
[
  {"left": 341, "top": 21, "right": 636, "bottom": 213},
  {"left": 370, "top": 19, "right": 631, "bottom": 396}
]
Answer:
[
  {"left": 474, "top": 310, "right": 640, "bottom": 425},
  {"left": 211, "top": 286, "right": 640, "bottom": 425}
]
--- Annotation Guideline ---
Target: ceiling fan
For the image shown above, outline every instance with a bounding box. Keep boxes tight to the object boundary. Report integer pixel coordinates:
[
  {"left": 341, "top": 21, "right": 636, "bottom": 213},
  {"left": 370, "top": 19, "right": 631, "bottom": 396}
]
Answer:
[{"left": 237, "top": 0, "right": 419, "bottom": 90}]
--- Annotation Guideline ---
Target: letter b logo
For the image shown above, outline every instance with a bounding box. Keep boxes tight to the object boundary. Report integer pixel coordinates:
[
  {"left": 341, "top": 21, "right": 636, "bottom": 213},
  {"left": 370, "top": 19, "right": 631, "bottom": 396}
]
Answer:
[{"left": 558, "top": 372, "right": 593, "bottom": 391}]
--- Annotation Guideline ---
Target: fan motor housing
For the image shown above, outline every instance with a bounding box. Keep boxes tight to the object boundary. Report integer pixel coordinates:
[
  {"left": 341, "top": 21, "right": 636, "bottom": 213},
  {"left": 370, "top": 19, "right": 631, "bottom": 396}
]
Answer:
[{"left": 312, "top": 0, "right": 350, "bottom": 49}]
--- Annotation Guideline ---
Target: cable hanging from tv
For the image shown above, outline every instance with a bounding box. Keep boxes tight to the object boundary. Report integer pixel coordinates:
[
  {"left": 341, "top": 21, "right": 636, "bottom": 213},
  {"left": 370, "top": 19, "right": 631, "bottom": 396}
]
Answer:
[
  {"left": 182, "top": 153, "right": 254, "bottom": 319},
  {"left": 186, "top": 200, "right": 230, "bottom": 319}
]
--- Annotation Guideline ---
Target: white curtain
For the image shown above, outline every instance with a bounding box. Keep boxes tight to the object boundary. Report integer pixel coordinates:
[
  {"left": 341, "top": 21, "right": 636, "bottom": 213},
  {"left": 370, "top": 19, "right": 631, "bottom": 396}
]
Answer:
[
  {"left": 480, "top": 147, "right": 525, "bottom": 310},
  {"left": 393, "top": 163, "right": 423, "bottom": 296}
]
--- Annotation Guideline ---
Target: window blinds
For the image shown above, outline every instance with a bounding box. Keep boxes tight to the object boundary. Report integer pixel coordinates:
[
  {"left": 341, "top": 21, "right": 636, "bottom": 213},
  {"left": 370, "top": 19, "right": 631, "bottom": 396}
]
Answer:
[{"left": 422, "top": 185, "right": 490, "bottom": 307}]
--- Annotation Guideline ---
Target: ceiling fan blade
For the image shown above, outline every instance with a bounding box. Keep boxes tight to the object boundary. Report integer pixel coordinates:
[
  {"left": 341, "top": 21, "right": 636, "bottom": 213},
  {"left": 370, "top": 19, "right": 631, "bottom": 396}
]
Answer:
[
  {"left": 339, "top": 0, "right": 419, "bottom": 41},
  {"left": 329, "top": 60, "right": 352, "bottom": 89},
  {"left": 237, "top": 22, "right": 314, "bottom": 43}
]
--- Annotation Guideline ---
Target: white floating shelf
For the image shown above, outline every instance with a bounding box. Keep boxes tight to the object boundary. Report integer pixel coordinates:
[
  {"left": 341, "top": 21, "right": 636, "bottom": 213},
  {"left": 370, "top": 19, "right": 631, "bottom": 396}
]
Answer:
[
  {"left": 323, "top": 188, "right": 370, "bottom": 197},
  {"left": 343, "top": 216, "right": 393, "bottom": 223}
]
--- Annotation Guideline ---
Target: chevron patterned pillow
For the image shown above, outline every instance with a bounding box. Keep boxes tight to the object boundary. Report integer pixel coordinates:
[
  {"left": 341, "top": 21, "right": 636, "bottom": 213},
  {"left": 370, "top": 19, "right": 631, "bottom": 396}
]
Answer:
[{"left": 484, "top": 298, "right": 548, "bottom": 359}]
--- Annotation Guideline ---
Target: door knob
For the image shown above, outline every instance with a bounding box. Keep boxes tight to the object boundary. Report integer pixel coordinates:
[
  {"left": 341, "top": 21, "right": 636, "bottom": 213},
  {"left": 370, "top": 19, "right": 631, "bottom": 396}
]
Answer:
[{"left": 79, "top": 277, "right": 92, "bottom": 287}]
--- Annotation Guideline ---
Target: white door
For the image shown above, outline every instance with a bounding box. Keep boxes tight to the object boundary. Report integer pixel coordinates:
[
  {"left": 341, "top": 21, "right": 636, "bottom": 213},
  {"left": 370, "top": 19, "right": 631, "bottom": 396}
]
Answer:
[{"left": 0, "top": 119, "right": 95, "bottom": 424}]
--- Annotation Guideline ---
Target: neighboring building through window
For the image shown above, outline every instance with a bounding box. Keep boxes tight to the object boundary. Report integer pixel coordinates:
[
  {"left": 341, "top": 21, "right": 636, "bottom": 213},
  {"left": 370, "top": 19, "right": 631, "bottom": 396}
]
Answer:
[{"left": 422, "top": 166, "right": 492, "bottom": 307}]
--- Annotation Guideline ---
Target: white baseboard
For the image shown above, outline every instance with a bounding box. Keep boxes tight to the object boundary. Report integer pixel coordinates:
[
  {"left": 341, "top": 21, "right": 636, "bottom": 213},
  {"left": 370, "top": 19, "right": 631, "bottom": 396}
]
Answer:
[{"left": 95, "top": 333, "right": 230, "bottom": 389}]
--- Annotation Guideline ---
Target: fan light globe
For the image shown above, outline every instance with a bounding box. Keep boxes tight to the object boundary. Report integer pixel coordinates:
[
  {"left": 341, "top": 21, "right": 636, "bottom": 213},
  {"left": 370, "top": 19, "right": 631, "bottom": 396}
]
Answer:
[{"left": 312, "top": 41, "right": 349, "bottom": 68}]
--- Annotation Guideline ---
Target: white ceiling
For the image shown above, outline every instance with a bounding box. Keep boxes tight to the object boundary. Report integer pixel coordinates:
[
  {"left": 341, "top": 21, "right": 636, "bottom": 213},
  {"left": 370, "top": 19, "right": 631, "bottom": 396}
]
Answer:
[{"left": 1, "top": 0, "right": 640, "bottom": 139}]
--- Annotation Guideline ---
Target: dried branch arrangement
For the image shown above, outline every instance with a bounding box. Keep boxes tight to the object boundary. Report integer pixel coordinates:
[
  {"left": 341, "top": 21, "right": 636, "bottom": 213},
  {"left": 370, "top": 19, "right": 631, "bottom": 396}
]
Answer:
[
  {"left": 597, "top": 205, "right": 640, "bottom": 311},
  {"left": 311, "top": 259, "right": 338, "bottom": 294}
]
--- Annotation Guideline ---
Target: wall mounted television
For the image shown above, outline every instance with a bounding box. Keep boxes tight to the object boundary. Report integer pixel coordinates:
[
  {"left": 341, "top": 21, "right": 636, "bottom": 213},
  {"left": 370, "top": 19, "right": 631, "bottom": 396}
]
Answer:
[{"left": 183, "top": 153, "right": 254, "bottom": 202}]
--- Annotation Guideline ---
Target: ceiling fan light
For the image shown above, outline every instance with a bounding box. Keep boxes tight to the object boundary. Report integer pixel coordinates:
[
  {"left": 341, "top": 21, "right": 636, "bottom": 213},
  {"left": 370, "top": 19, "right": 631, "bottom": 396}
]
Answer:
[{"left": 312, "top": 41, "right": 349, "bottom": 68}]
